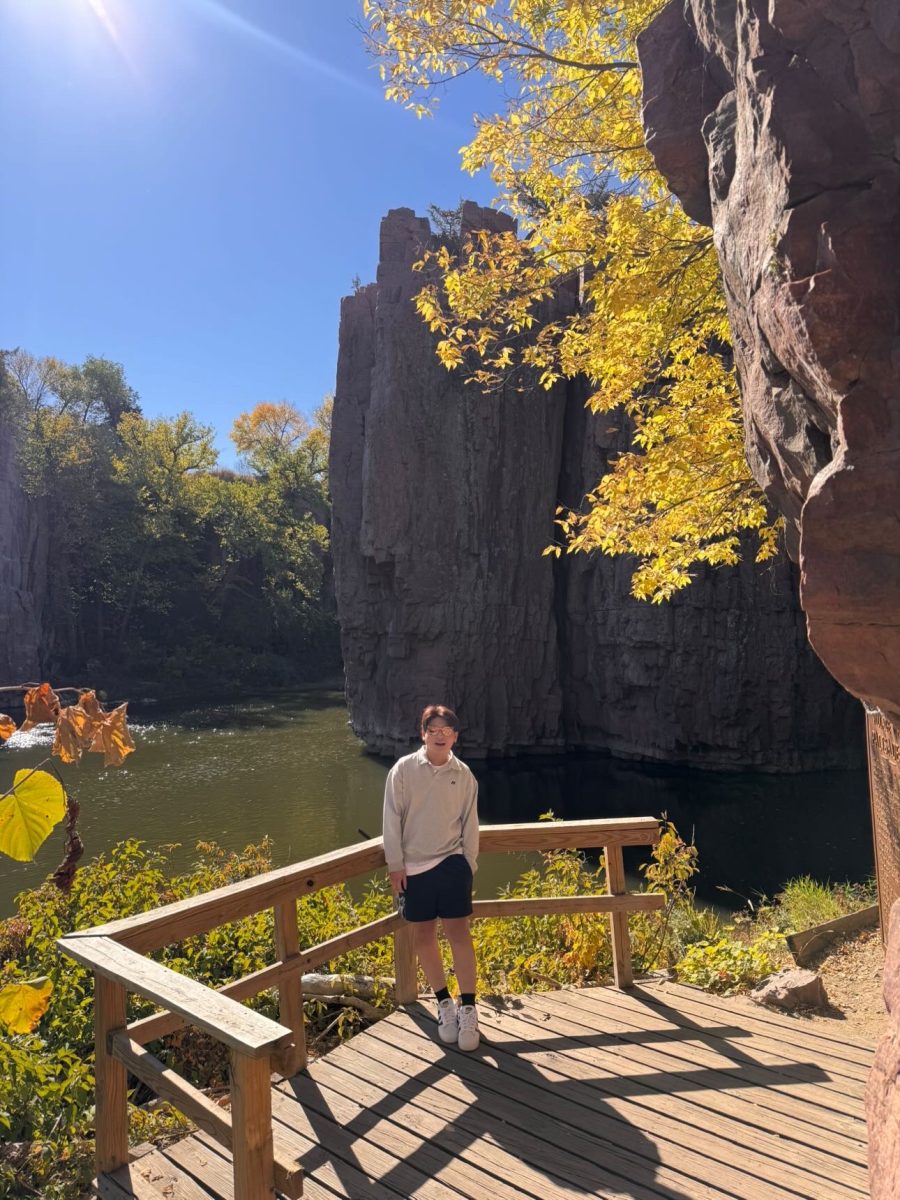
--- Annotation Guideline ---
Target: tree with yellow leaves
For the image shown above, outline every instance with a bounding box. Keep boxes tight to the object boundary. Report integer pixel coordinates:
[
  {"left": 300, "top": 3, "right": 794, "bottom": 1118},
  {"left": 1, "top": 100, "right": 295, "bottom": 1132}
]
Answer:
[{"left": 363, "top": 0, "right": 779, "bottom": 600}]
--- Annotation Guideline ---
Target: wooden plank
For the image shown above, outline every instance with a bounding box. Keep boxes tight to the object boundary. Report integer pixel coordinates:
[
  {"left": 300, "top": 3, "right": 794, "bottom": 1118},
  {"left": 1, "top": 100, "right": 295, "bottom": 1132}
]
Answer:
[
  {"left": 190, "top": 1130, "right": 395, "bottom": 1200},
  {"left": 596, "top": 983, "right": 871, "bottom": 1090},
  {"left": 110, "top": 1035, "right": 303, "bottom": 1198},
  {"left": 104, "top": 1149, "right": 216, "bottom": 1199},
  {"left": 127, "top": 912, "right": 400, "bottom": 1044},
  {"left": 499, "top": 989, "right": 869, "bottom": 1188},
  {"left": 269, "top": 1084, "right": 487, "bottom": 1200},
  {"left": 274, "top": 901, "right": 306, "bottom": 1076},
  {"left": 297, "top": 1032, "right": 734, "bottom": 1200},
  {"left": 273, "top": 1081, "right": 581, "bottom": 1200},
  {"left": 69, "top": 820, "right": 658, "bottom": 954},
  {"left": 391, "top": 920, "right": 418, "bottom": 1005},
  {"left": 128, "top": 961, "right": 288, "bottom": 1046},
  {"left": 95, "top": 974, "right": 129, "bottom": 1176},
  {"left": 605, "top": 844, "right": 632, "bottom": 988},
  {"left": 72, "top": 839, "right": 390, "bottom": 952},
  {"left": 554, "top": 986, "right": 867, "bottom": 1116},
  {"left": 365, "top": 1008, "right": 865, "bottom": 1200},
  {"left": 59, "top": 935, "right": 292, "bottom": 1057},
  {"left": 471, "top": 893, "right": 664, "bottom": 917},
  {"left": 112, "top": 1033, "right": 233, "bottom": 1143},
  {"left": 640, "top": 976, "right": 879, "bottom": 1060},
  {"left": 786, "top": 904, "right": 880, "bottom": 965},
  {"left": 519, "top": 987, "right": 868, "bottom": 1164},
  {"left": 479, "top": 817, "right": 660, "bottom": 853},
  {"left": 165, "top": 1138, "right": 237, "bottom": 1200},
  {"left": 554, "top": 987, "right": 868, "bottom": 1140},
  {"left": 351, "top": 1012, "right": 787, "bottom": 1200},
  {"left": 281, "top": 1056, "right": 673, "bottom": 1200},
  {"left": 229, "top": 1053, "right": 278, "bottom": 1200},
  {"left": 295, "top": 914, "right": 401, "bottom": 973}
]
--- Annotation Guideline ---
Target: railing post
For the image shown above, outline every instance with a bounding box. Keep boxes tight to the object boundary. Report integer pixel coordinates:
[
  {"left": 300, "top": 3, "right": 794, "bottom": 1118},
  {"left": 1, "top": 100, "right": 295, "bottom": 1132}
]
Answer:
[
  {"left": 94, "top": 973, "right": 129, "bottom": 1175},
  {"left": 230, "top": 1051, "right": 276, "bottom": 1200},
  {"left": 605, "top": 843, "right": 634, "bottom": 989},
  {"left": 273, "top": 900, "right": 307, "bottom": 1076},
  {"left": 393, "top": 920, "right": 418, "bottom": 1005}
]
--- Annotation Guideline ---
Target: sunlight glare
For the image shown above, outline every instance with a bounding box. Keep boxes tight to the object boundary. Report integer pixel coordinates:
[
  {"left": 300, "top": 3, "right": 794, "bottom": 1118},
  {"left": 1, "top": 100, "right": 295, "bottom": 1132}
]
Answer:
[{"left": 181, "top": 0, "right": 375, "bottom": 95}]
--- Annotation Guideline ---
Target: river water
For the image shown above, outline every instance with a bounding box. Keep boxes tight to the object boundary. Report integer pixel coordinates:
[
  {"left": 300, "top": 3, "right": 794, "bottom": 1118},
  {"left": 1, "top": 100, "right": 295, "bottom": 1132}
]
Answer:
[{"left": 0, "top": 690, "right": 874, "bottom": 918}]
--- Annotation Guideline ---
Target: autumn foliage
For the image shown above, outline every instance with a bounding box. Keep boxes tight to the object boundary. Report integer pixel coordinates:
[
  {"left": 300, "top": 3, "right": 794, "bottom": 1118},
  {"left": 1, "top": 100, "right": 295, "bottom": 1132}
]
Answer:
[
  {"left": 1, "top": 684, "right": 134, "bottom": 768},
  {"left": 363, "top": 1, "right": 781, "bottom": 600}
]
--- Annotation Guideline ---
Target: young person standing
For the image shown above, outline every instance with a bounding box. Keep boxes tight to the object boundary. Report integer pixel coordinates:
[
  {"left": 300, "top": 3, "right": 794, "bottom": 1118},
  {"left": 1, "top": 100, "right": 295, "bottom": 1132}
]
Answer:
[{"left": 382, "top": 704, "right": 480, "bottom": 1050}]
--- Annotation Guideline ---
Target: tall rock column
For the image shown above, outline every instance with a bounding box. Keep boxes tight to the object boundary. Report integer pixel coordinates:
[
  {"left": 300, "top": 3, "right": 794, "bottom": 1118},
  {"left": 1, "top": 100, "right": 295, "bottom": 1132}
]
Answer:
[
  {"left": 330, "top": 207, "right": 567, "bottom": 755},
  {"left": 330, "top": 205, "right": 860, "bottom": 767}
]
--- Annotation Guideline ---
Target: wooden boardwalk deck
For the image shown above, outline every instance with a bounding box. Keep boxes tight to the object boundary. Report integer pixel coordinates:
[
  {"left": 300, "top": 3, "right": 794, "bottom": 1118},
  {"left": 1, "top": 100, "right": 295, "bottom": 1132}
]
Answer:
[{"left": 103, "top": 980, "right": 874, "bottom": 1200}]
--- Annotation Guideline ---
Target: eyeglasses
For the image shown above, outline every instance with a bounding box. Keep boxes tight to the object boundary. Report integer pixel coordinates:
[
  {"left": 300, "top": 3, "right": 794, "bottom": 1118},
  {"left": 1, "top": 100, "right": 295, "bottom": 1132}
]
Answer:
[{"left": 425, "top": 726, "right": 456, "bottom": 737}]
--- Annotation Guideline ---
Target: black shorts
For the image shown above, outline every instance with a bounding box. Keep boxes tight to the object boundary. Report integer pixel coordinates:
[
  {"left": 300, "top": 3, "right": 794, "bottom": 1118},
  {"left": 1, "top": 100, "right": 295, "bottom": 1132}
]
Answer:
[{"left": 402, "top": 854, "right": 473, "bottom": 923}]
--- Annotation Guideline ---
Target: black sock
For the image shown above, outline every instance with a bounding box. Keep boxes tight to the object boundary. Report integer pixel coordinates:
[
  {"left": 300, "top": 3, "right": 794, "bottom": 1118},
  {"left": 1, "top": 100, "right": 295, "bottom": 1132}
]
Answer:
[
  {"left": 435, "top": 986, "right": 451, "bottom": 1003},
  {"left": 460, "top": 992, "right": 475, "bottom": 1008}
]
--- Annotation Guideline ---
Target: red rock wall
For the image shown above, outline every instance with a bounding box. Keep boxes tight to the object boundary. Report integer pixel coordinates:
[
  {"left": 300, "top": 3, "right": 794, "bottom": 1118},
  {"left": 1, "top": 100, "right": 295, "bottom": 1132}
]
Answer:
[
  {"left": 638, "top": 0, "right": 900, "bottom": 721},
  {"left": 867, "top": 898, "right": 900, "bottom": 1198}
]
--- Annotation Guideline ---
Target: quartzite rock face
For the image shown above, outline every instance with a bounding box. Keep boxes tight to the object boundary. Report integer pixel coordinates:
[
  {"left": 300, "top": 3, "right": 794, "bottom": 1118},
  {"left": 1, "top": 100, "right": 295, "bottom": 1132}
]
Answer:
[
  {"left": 866, "top": 898, "right": 900, "bottom": 1199},
  {"left": 638, "top": 0, "right": 900, "bottom": 720},
  {"left": 0, "top": 417, "right": 47, "bottom": 682},
  {"left": 330, "top": 205, "right": 861, "bottom": 767}
]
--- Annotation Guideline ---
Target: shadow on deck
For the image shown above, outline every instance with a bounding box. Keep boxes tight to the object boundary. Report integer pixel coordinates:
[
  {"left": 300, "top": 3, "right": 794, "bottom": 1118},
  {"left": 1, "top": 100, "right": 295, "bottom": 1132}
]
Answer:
[{"left": 101, "top": 980, "right": 873, "bottom": 1200}]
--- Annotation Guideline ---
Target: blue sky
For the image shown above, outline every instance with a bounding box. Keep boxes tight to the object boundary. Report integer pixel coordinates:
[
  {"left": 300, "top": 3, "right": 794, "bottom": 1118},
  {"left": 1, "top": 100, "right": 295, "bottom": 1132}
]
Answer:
[{"left": 0, "top": 0, "right": 497, "bottom": 462}]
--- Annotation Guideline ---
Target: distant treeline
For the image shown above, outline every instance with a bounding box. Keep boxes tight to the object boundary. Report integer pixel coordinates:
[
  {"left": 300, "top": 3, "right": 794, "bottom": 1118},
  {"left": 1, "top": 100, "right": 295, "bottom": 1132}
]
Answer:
[{"left": 0, "top": 349, "right": 340, "bottom": 693}]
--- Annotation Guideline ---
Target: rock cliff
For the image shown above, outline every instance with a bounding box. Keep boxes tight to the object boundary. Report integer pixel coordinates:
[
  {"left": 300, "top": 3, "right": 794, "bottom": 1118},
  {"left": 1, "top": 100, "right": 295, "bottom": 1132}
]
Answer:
[
  {"left": 330, "top": 205, "right": 861, "bottom": 768},
  {"left": 636, "top": 7, "right": 900, "bottom": 1183},
  {"left": 637, "top": 0, "right": 900, "bottom": 721},
  {"left": 0, "top": 415, "right": 46, "bottom": 682}
]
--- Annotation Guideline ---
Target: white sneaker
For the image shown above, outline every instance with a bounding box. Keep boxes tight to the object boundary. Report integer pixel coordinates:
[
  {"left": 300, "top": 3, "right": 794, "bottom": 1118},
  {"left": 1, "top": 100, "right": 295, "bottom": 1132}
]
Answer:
[
  {"left": 457, "top": 1004, "right": 480, "bottom": 1052},
  {"left": 437, "top": 997, "right": 458, "bottom": 1044}
]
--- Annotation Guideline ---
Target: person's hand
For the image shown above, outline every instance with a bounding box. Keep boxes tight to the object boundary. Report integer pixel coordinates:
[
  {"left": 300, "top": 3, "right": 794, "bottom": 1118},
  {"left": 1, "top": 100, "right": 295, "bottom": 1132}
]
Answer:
[{"left": 389, "top": 869, "right": 407, "bottom": 895}]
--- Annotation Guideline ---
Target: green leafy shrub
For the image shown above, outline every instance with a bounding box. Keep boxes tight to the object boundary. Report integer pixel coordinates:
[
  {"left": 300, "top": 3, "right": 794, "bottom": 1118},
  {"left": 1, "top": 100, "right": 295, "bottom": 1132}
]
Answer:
[
  {"left": 0, "top": 838, "right": 395, "bottom": 1199},
  {"left": 473, "top": 845, "right": 613, "bottom": 991},
  {"left": 675, "top": 932, "right": 783, "bottom": 995}
]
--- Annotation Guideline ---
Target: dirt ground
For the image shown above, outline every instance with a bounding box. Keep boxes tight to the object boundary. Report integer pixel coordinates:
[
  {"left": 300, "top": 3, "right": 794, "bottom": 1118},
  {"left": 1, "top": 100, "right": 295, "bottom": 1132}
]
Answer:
[{"left": 806, "top": 927, "right": 888, "bottom": 1043}]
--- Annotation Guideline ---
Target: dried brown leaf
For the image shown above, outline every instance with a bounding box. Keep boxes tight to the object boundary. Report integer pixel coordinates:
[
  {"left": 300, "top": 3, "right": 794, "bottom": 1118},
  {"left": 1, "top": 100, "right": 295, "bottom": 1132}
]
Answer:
[
  {"left": 20, "top": 683, "right": 61, "bottom": 731},
  {"left": 88, "top": 702, "right": 135, "bottom": 767}
]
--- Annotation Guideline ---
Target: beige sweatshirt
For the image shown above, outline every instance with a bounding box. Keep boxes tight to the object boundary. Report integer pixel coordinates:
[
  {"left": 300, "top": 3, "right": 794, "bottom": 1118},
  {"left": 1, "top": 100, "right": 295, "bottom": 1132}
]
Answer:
[{"left": 382, "top": 747, "right": 479, "bottom": 874}]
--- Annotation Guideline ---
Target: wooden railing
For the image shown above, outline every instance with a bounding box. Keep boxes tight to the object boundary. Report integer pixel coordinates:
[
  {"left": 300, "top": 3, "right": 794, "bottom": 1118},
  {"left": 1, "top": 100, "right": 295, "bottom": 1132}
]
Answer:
[{"left": 58, "top": 817, "right": 663, "bottom": 1200}]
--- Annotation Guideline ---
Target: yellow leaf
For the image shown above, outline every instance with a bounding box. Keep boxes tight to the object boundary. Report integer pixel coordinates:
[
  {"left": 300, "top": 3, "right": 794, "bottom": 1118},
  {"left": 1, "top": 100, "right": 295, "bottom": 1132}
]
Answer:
[
  {"left": 0, "top": 769, "right": 66, "bottom": 862},
  {"left": 0, "top": 977, "right": 53, "bottom": 1034}
]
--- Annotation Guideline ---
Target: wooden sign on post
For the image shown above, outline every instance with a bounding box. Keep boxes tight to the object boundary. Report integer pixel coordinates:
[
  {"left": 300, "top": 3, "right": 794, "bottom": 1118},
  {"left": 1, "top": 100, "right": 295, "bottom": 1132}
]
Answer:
[{"left": 866, "top": 707, "right": 900, "bottom": 938}]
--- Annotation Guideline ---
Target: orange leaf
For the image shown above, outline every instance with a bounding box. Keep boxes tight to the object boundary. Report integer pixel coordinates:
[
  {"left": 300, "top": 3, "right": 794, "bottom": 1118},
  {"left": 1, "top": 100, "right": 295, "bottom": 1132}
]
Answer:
[
  {"left": 88, "top": 703, "right": 135, "bottom": 767},
  {"left": 21, "top": 683, "right": 61, "bottom": 731},
  {"left": 53, "top": 704, "right": 97, "bottom": 765},
  {"left": 78, "top": 690, "right": 104, "bottom": 720},
  {"left": 0, "top": 714, "right": 16, "bottom": 742}
]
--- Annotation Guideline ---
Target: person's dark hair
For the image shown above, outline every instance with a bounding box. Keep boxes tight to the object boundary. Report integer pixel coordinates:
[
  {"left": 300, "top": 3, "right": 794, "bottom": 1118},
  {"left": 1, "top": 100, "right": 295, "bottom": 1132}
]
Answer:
[{"left": 420, "top": 704, "right": 459, "bottom": 732}]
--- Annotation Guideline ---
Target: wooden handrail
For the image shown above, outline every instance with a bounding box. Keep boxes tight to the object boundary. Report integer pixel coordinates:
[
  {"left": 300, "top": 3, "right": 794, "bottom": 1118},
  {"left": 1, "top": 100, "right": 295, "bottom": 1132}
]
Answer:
[
  {"left": 58, "top": 815, "right": 663, "bottom": 1200},
  {"left": 72, "top": 818, "right": 660, "bottom": 953},
  {"left": 58, "top": 934, "right": 292, "bottom": 1057},
  {"left": 111, "top": 1035, "right": 303, "bottom": 1199}
]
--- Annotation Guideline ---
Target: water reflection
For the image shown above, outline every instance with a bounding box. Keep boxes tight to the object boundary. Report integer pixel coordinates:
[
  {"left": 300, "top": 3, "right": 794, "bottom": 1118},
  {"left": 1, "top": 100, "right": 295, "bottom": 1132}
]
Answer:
[{"left": 474, "top": 755, "right": 872, "bottom": 907}]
